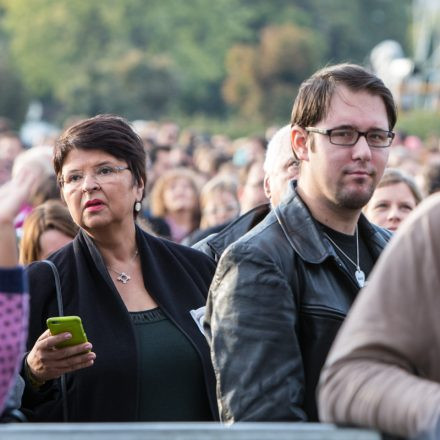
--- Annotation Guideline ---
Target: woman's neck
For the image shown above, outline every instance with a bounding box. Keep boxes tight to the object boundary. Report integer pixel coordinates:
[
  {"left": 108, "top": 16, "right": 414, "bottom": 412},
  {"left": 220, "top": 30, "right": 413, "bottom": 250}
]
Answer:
[{"left": 84, "top": 221, "right": 137, "bottom": 264}]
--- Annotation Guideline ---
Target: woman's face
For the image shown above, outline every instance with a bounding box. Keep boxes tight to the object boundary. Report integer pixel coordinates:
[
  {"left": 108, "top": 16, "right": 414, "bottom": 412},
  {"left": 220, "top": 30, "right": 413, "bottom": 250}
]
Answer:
[
  {"left": 60, "top": 149, "right": 144, "bottom": 233},
  {"left": 163, "top": 177, "right": 198, "bottom": 213},
  {"left": 203, "top": 191, "right": 240, "bottom": 228},
  {"left": 365, "top": 182, "right": 417, "bottom": 231}
]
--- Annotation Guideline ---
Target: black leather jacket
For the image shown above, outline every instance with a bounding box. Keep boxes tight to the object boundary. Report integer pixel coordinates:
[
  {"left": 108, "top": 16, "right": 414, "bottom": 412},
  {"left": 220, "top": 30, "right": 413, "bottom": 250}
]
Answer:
[
  {"left": 204, "top": 182, "right": 391, "bottom": 423},
  {"left": 193, "top": 204, "right": 271, "bottom": 262}
]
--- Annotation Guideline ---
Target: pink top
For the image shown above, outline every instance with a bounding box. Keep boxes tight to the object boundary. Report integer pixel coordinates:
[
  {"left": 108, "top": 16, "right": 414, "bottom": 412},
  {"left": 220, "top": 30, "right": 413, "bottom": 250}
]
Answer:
[{"left": 0, "top": 267, "right": 29, "bottom": 414}]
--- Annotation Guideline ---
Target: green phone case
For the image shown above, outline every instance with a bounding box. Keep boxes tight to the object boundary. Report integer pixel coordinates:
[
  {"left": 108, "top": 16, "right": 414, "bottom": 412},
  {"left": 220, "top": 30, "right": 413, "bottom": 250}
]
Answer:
[{"left": 46, "top": 316, "right": 88, "bottom": 348}]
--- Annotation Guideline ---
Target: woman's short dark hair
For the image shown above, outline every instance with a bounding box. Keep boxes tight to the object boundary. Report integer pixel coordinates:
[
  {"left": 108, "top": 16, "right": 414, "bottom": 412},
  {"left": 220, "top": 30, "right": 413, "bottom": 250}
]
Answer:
[
  {"left": 54, "top": 114, "right": 146, "bottom": 198},
  {"left": 291, "top": 63, "right": 397, "bottom": 130}
]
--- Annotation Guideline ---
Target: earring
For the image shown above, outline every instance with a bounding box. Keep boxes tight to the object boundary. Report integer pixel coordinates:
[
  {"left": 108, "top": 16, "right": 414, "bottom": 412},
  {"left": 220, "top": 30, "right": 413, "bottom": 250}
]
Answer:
[{"left": 134, "top": 201, "right": 142, "bottom": 212}]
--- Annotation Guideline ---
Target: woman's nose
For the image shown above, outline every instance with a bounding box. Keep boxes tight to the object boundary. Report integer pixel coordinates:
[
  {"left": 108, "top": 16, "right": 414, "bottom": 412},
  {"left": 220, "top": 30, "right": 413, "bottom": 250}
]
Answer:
[{"left": 82, "top": 173, "right": 100, "bottom": 192}]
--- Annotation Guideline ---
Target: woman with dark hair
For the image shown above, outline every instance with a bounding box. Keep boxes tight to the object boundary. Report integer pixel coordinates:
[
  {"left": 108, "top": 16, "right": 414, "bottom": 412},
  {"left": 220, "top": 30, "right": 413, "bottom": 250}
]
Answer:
[
  {"left": 21, "top": 115, "right": 217, "bottom": 422},
  {"left": 19, "top": 200, "right": 78, "bottom": 264}
]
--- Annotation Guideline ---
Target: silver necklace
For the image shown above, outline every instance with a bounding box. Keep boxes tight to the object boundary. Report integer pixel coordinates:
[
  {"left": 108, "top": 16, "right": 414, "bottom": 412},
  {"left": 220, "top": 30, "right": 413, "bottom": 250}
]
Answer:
[
  {"left": 324, "top": 227, "right": 365, "bottom": 288},
  {"left": 107, "top": 250, "right": 138, "bottom": 284}
]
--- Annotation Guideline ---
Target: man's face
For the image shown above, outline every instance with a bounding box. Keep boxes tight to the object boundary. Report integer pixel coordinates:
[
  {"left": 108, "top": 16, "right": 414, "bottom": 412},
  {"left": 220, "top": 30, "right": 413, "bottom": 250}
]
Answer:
[{"left": 296, "top": 85, "right": 390, "bottom": 211}]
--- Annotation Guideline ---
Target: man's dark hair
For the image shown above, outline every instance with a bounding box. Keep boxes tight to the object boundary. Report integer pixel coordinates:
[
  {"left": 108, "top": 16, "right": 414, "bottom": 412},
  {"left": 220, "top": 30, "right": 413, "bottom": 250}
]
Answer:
[
  {"left": 291, "top": 63, "right": 397, "bottom": 130},
  {"left": 54, "top": 114, "right": 147, "bottom": 199}
]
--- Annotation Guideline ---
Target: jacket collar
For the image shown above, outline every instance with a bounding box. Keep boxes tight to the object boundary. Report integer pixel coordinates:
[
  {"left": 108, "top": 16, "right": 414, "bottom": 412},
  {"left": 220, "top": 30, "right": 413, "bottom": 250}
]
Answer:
[
  {"left": 274, "top": 181, "right": 391, "bottom": 264},
  {"left": 206, "top": 203, "right": 271, "bottom": 257}
]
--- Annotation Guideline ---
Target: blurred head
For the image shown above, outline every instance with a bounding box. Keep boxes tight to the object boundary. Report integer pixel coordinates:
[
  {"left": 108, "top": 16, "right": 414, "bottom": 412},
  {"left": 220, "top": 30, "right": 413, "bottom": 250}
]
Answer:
[
  {"left": 150, "top": 167, "right": 201, "bottom": 225},
  {"left": 263, "top": 124, "right": 300, "bottom": 206},
  {"left": 200, "top": 176, "right": 240, "bottom": 229},
  {"left": 19, "top": 200, "right": 78, "bottom": 264},
  {"left": 0, "top": 132, "right": 24, "bottom": 162},
  {"left": 364, "top": 168, "right": 422, "bottom": 231},
  {"left": 54, "top": 115, "right": 146, "bottom": 226},
  {"left": 238, "top": 160, "right": 268, "bottom": 214},
  {"left": 422, "top": 159, "right": 440, "bottom": 196}
]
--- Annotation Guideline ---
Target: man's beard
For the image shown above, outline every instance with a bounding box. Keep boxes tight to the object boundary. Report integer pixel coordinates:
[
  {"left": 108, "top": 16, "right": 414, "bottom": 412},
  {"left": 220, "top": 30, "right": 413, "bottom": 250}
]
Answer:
[{"left": 334, "top": 181, "right": 376, "bottom": 210}]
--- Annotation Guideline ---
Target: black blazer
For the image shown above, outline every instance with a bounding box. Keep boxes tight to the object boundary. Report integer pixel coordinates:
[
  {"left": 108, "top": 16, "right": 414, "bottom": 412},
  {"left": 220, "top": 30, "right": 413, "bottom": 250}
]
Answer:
[{"left": 22, "top": 226, "right": 218, "bottom": 422}]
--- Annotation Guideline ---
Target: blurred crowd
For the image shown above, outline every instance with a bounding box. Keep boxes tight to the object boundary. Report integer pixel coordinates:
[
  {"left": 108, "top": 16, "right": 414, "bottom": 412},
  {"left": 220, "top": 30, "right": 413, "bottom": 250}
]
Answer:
[{"left": 1, "top": 114, "right": 439, "bottom": 255}]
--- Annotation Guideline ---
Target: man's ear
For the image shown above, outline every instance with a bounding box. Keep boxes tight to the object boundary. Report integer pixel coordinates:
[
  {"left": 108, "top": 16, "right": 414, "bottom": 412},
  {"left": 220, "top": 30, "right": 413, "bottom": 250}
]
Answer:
[
  {"left": 263, "top": 174, "right": 271, "bottom": 200},
  {"left": 291, "top": 126, "right": 309, "bottom": 161}
]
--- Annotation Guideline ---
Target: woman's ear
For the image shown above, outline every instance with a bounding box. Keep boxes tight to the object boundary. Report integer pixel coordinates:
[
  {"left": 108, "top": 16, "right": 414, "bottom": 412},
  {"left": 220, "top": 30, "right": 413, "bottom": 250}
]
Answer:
[
  {"left": 135, "top": 178, "right": 145, "bottom": 201},
  {"left": 291, "top": 126, "right": 310, "bottom": 162}
]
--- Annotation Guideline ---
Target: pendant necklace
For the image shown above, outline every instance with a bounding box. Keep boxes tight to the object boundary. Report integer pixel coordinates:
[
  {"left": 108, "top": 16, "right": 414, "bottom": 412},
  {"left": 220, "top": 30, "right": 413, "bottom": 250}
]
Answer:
[
  {"left": 107, "top": 250, "right": 138, "bottom": 284},
  {"left": 324, "top": 226, "right": 366, "bottom": 288}
]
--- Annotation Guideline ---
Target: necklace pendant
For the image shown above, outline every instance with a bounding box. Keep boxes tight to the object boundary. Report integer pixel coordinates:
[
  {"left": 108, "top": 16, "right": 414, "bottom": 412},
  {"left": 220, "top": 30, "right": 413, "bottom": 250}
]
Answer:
[
  {"left": 355, "top": 269, "right": 365, "bottom": 288},
  {"left": 117, "top": 272, "right": 131, "bottom": 284}
]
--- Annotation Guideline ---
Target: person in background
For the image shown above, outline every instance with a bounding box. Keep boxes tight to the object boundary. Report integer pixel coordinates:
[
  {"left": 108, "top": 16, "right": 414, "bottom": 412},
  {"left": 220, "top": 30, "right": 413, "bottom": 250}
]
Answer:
[
  {"left": 200, "top": 177, "right": 240, "bottom": 230},
  {"left": 149, "top": 168, "right": 201, "bottom": 243},
  {"left": 19, "top": 200, "right": 78, "bottom": 264},
  {"left": 183, "top": 176, "right": 240, "bottom": 246},
  {"left": 11, "top": 146, "right": 54, "bottom": 235},
  {"left": 237, "top": 160, "right": 268, "bottom": 214},
  {"left": 193, "top": 124, "right": 299, "bottom": 262},
  {"left": 21, "top": 115, "right": 218, "bottom": 422},
  {"left": 364, "top": 167, "right": 422, "bottom": 231},
  {"left": 263, "top": 124, "right": 300, "bottom": 207},
  {"left": 204, "top": 63, "right": 395, "bottom": 422},
  {"left": 0, "top": 168, "right": 38, "bottom": 416},
  {"left": 422, "top": 159, "right": 440, "bottom": 196},
  {"left": 318, "top": 193, "right": 440, "bottom": 440}
]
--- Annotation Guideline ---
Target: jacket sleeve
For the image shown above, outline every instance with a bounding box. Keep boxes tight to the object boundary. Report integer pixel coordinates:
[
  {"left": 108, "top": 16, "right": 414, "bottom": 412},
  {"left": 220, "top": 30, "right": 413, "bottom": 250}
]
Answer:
[
  {"left": 204, "top": 241, "right": 307, "bottom": 422},
  {"left": 318, "top": 196, "right": 440, "bottom": 439}
]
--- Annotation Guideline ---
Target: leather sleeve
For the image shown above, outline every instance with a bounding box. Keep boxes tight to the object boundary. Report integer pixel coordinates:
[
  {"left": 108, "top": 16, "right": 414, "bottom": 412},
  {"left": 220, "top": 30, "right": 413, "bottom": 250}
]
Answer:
[{"left": 204, "top": 240, "right": 307, "bottom": 422}]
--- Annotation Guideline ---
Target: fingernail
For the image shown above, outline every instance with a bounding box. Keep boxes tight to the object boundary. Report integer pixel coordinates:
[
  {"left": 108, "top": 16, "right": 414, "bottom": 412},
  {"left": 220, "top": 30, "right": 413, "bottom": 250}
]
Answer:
[
  {"left": 64, "top": 333, "right": 72, "bottom": 339},
  {"left": 84, "top": 344, "right": 92, "bottom": 350}
]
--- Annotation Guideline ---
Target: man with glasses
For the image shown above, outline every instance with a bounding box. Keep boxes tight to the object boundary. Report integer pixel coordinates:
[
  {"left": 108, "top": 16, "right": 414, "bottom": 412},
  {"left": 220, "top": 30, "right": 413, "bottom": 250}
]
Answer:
[{"left": 204, "top": 63, "right": 395, "bottom": 422}]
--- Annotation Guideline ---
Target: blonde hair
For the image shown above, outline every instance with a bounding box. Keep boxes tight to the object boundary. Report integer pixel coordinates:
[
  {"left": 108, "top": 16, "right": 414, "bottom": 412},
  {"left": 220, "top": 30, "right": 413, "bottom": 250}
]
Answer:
[
  {"left": 149, "top": 167, "right": 201, "bottom": 226},
  {"left": 19, "top": 200, "right": 78, "bottom": 264},
  {"left": 200, "top": 176, "right": 239, "bottom": 229}
]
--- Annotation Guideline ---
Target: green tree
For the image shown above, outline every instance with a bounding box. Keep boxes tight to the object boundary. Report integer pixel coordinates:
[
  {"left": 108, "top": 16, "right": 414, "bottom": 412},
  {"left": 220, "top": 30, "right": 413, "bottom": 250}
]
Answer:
[{"left": 223, "top": 23, "right": 325, "bottom": 122}]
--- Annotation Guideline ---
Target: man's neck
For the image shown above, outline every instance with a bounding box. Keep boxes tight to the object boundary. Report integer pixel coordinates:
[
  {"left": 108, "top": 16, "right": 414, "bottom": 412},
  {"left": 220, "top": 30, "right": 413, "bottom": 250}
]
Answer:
[{"left": 296, "top": 185, "right": 361, "bottom": 235}]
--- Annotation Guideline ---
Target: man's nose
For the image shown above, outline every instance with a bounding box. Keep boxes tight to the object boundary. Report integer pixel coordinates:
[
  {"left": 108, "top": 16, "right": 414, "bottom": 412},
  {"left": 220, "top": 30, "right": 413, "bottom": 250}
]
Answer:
[{"left": 351, "top": 134, "right": 372, "bottom": 162}]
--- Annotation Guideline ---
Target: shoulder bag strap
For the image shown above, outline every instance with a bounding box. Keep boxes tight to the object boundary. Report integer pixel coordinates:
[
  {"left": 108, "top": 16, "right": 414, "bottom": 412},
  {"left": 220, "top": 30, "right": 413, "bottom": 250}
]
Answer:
[{"left": 41, "top": 260, "right": 68, "bottom": 422}]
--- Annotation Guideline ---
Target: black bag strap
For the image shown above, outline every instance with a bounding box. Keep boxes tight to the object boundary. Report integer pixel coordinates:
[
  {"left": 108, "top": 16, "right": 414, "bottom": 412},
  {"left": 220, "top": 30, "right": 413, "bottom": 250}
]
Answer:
[{"left": 41, "top": 260, "right": 68, "bottom": 422}]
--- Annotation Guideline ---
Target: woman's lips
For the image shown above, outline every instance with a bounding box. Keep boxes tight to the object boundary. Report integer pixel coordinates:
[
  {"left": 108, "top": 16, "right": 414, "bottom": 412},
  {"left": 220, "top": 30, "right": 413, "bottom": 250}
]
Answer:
[{"left": 84, "top": 199, "right": 104, "bottom": 211}]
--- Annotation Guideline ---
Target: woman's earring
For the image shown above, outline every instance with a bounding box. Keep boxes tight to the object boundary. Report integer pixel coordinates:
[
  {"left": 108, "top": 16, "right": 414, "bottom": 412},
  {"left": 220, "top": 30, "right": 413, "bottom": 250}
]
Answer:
[{"left": 134, "top": 201, "right": 142, "bottom": 212}]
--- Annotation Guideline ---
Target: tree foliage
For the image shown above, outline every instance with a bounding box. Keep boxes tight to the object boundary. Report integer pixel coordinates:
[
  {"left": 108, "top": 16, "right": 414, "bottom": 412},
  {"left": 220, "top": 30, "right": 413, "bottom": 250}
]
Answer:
[{"left": 0, "top": 0, "right": 412, "bottom": 125}]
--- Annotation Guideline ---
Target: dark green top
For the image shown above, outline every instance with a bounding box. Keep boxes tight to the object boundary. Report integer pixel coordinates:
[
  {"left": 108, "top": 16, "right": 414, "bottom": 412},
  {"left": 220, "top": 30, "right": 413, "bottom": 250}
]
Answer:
[{"left": 130, "top": 307, "right": 212, "bottom": 421}]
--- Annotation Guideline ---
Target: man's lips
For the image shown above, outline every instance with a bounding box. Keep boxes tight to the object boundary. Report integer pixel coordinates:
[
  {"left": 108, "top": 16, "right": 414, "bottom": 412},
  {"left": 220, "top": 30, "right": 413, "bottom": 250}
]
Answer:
[{"left": 345, "top": 169, "right": 373, "bottom": 177}]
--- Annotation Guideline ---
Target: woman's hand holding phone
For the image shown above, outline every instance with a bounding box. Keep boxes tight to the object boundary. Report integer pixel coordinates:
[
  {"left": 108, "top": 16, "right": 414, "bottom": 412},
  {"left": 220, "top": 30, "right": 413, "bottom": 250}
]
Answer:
[{"left": 26, "top": 328, "right": 96, "bottom": 384}]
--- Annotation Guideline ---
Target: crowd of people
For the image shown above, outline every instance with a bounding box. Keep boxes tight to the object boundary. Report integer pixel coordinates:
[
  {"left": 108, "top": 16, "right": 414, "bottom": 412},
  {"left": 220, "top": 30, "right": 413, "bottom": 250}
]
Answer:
[{"left": 0, "top": 63, "right": 440, "bottom": 438}]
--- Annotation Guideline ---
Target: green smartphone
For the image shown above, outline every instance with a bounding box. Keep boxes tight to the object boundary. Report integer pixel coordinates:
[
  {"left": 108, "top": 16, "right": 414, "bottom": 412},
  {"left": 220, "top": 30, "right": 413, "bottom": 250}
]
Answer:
[{"left": 46, "top": 316, "right": 88, "bottom": 349}]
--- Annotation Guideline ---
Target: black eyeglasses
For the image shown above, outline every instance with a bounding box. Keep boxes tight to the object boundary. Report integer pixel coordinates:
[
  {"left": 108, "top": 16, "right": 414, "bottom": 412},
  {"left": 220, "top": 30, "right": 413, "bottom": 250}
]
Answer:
[{"left": 305, "top": 127, "right": 395, "bottom": 148}]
